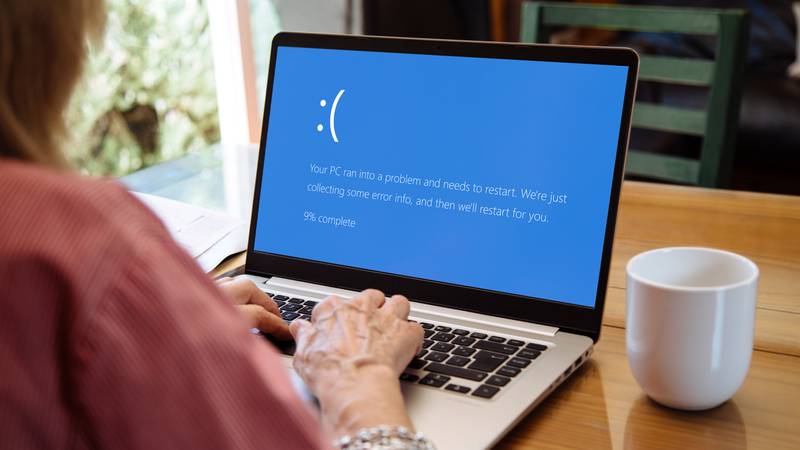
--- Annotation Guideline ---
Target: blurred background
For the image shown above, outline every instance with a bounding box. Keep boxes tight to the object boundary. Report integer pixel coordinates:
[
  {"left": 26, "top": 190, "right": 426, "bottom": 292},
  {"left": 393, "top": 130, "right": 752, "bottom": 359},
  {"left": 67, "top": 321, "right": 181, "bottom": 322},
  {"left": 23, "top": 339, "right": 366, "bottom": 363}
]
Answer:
[{"left": 72, "top": 0, "right": 799, "bottom": 195}]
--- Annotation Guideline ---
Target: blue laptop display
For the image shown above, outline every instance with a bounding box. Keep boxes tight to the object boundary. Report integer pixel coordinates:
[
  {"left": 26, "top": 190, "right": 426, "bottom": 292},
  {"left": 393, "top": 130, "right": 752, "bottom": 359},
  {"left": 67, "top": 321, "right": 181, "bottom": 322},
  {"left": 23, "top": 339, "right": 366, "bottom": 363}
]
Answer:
[{"left": 252, "top": 45, "right": 629, "bottom": 309}]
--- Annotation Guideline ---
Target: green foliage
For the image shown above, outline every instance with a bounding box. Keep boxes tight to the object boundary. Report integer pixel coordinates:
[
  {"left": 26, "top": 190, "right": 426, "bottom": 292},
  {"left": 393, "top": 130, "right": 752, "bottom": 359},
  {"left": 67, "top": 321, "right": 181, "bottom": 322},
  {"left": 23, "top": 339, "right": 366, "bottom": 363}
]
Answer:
[{"left": 66, "top": 0, "right": 220, "bottom": 176}]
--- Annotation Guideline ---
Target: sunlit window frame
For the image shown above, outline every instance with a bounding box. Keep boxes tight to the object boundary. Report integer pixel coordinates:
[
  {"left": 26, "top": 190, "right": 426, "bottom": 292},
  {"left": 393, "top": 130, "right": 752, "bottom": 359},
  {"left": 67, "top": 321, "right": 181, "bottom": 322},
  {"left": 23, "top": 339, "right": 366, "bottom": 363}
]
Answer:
[
  {"left": 207, "top": 0, "right": 361, "bottom": 148},
  {"left": 207, "top": 0, "right": 261, "bottom": 146}
]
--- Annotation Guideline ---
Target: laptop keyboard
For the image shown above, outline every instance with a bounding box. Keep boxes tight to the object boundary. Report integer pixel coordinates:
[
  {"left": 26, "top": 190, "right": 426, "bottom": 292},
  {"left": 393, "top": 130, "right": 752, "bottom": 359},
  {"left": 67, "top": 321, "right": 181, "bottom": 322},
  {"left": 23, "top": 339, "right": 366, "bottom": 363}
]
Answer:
[{"left": 256, "top": 291, "right": 551, "bottom": 400}]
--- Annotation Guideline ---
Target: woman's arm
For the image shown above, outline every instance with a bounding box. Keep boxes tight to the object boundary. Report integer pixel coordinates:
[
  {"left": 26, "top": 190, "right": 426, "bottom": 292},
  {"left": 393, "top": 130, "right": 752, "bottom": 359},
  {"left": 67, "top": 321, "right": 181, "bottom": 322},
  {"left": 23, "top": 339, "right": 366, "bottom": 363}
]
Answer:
[{"left": 71, "top": 228, "right": 326, "bottom": 450}]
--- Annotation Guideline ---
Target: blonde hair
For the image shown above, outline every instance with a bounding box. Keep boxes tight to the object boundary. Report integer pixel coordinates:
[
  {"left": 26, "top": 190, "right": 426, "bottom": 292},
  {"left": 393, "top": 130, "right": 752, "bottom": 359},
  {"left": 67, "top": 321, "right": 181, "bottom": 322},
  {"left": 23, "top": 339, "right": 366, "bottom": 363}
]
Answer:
[{"left": 0, "top": 0, "right": 106, "bottom": 169}]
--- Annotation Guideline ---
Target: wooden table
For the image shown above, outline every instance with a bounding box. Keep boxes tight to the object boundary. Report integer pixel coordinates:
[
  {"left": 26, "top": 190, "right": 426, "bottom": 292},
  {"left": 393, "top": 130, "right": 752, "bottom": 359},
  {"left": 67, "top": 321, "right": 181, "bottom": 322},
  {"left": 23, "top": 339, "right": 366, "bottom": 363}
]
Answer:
[{"left": 213, "top": 181, "right": 800, "bottom": 449}]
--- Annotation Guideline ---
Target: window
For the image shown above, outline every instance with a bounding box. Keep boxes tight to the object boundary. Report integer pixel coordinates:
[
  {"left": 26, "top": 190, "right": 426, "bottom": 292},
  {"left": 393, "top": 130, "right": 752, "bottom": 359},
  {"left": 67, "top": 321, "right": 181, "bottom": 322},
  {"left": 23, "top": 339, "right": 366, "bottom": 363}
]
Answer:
[{"left": 67, "top": 0, "right": 219, "bottom": 176}]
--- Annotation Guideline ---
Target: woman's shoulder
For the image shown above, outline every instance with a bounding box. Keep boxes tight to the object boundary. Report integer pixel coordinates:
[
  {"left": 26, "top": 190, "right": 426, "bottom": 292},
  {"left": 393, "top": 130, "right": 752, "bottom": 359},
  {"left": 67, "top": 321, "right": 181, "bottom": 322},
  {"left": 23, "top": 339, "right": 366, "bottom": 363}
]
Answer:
[
  {"left": 1, "top": 159, "right": 162, "bottom": 231},
  {"left": 0, "top": 159, "right": 170, "bottom": 270}
]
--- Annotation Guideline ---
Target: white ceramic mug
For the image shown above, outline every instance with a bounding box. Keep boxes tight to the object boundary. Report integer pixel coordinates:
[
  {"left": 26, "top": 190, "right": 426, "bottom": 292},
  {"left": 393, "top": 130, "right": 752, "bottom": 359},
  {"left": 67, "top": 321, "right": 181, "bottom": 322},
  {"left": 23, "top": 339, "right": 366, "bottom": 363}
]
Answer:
[{"left": 626, "top": 247, "right": 759, "bottom": 410}]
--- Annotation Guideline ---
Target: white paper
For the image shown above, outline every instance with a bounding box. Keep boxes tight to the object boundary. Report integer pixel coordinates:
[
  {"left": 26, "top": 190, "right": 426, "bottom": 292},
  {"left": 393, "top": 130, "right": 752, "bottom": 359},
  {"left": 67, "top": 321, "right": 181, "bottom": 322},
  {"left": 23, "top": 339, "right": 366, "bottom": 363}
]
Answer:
[
  {"left": 133, "top": 192, "right": 248, "bottom": 272},
  {"left": 195, "top": 223, "right": 249, "bottom": 273}
]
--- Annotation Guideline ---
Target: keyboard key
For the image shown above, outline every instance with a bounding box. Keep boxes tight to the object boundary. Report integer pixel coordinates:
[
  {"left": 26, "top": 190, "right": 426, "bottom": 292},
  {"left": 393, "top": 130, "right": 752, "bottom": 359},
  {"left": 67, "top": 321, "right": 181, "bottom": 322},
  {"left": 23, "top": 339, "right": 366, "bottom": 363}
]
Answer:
[
  {"left": 299, "top": 314, "right": 311, "bottom": 321},
  {"left": 408, "top": 358, "right": 427, "bottom": 369},
  {"left": 497, "top": 366, "right": 521, "bottom": 378},
  {"left": 288, "top": 297, "right": 305, "bottom": 304},
  {"left": 424, "top": 352, "right": 448, "bottom": 363},
  {"left": 416, "top": 349, "right": 428, "bottom": 358},
  {"left": 420, "top": 322, "right": 434, "bottom": 329},
  {"left": 303, "top": 300, "right": 318, "bottom": 307},
  {"left": 507, "top": 339, "right": 525, "bottom": 347},
  {"left": 281, "top": 311, "right": 300, "bottom": 321},
  {"left": 274, "top": 301, "right": 286, "bottom": 308},
  {"left": 507, "top": 357, "right": 532, "bottom": 368},
  {"left": 452, "top": 329, "right": 469, "bottom": 336},
  {"left": 517, "top": 349, "right": 541, "bottom": 360},
  {"left": 274, "top": 295, "right": 289, "bottom": 301},
  {"left": 299, "top": 305, "right": 315, "bottom": 315},
  {"left": 400, "top": 373, "right": 419, "bottom": 382},
  {"left": 431, "top": 342, "right": 454, "bottom": 353},
  {"left": 452, "top": 346, "right": 476, "bottom": 357},
  {"left": 424, "top": 329, "right": 435, "bottom": 338},
  {"left": 468, "top": 351, "right": 508, "bottom": 372},
  {"left": 434, "top": 325, "right": 452, "bottom": 332},
  {"left": 488, "top": 336, "right": 506, "bottom": 343},
  {"left": 486, "top": 375, "right": 511, "bottom": 387},
  {"left": 431, "top": 332, "right": 455, "bottom": 342},
  {"left": 526, "top": 342, "right": 548, "bottom": 352},
  {"left": 472, "top": 385, "right": 500, "bottom": 399},
  {"left": 470, "top": 332, "right": 488, "bottom": 339},
  {"left": 425, "top": 363, "right": 488, "bottom": 382},
  {"left": 265, "top": 292, "right": 275, "bottom": 297},
  {"left": 452, "top": 336, "right": 476, "bottom": 347},
  {"left": 422, "top": 339, "right": 434, "bottom": 349},
  {"left": 445, "top": 356, "right": 470, "bottom": 367},
  {"left": 474, "top": 340, "right": 518, "bottom": 355},
  {"left": 444, "top": 384, "right": 470, "bottom": 394},
  {"left": 281, "top": 303, "right": 302, "bottom": 312},
  {"left": 419, "top": 373, "right": 450, "bottom": 388}
]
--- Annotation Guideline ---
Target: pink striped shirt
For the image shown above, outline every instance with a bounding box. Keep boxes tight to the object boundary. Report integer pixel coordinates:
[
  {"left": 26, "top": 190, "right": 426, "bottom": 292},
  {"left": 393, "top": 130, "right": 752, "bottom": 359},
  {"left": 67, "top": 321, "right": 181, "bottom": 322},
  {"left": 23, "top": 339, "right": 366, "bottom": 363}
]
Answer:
[{"left": 0, "top": 159, "right": 326, "bottom": 449}]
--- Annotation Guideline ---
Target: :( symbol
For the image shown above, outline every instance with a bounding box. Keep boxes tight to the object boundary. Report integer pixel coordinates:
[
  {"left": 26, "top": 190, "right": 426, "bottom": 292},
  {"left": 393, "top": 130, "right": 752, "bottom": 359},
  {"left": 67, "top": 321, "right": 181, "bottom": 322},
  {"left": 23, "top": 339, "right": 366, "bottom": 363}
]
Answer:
[{"left": 317, "top": 90, "right": 345, "bottom": 143}]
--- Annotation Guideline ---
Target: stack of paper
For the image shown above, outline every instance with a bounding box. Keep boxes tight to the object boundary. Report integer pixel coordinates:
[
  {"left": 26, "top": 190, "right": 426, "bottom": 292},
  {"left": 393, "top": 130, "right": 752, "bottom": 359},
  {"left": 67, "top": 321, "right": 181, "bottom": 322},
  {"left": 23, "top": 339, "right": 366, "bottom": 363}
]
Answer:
[{"left": 133, "top": 192, "right": 248, "bottom": 272}]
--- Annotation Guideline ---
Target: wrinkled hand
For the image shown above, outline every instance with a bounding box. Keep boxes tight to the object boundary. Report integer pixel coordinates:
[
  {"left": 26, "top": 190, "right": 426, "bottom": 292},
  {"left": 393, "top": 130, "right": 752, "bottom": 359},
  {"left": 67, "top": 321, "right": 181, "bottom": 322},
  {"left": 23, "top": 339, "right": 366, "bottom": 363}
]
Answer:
[
  {"left": 290, "top": 289, "right": 423, "bottom": 380},
  {"left": 289, "top": 289, "right": 424, "bottom": 436},
  {"left": 217, "top": 277, "right": 291, "bottom": 340}
]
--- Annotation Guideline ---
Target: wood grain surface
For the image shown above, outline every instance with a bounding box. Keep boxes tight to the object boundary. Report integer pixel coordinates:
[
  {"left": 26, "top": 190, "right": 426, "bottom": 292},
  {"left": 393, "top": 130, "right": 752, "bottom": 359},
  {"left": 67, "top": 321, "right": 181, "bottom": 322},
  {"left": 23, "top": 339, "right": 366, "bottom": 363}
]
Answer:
[{"left": 496, "top": 325, "right": 800, "bottom": 450}]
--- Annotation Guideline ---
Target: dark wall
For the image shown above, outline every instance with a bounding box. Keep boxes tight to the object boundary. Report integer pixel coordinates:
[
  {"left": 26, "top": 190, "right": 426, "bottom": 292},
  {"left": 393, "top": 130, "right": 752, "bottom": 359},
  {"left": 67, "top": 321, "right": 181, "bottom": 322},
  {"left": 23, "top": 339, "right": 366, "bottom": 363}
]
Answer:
[{"left": 362, "top": 0, "right": 490, "bottom": 40}]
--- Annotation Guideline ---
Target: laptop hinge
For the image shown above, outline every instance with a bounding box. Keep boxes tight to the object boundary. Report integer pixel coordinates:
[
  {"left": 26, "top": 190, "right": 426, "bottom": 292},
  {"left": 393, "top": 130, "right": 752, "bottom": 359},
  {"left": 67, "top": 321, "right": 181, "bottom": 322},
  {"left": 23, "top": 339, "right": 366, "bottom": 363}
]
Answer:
[{"left": 262, "top": 277, "right": 560, "bottom": 338}]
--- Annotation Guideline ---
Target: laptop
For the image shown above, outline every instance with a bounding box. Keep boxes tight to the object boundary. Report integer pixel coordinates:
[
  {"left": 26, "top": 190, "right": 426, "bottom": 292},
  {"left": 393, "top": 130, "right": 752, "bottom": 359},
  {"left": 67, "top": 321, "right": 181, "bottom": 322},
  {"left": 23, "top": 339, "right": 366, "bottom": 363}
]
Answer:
[{"left": 241, "top": 32, "right": 638, "bottom": 449}]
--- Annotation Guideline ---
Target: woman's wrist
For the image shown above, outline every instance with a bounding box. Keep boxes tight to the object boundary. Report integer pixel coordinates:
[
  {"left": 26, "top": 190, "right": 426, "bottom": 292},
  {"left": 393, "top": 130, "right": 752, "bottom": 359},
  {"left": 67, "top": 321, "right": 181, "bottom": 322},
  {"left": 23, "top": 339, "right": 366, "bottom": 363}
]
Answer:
[{"left": 315, "top": 364, "right": 414, "bottom": 437}]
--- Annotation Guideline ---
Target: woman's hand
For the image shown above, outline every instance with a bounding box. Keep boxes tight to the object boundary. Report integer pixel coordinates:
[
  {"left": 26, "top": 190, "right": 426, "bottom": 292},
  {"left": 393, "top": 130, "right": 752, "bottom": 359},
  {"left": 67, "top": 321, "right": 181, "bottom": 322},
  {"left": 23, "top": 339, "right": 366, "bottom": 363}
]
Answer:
[
  {"left": 289, "top": 289, "right": 423, "bottom": 437},
  {"left": 217, "top": 278, "right": 291, "bottom": 340}
]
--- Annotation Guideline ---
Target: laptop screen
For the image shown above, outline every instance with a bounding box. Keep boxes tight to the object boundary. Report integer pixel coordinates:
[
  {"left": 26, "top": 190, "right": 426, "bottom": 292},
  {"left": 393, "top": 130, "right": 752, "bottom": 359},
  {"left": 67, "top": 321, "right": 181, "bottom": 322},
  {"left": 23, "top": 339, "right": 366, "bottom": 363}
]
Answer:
[{"left": 252, "top": 46, "right": 629, "bottom": 309}]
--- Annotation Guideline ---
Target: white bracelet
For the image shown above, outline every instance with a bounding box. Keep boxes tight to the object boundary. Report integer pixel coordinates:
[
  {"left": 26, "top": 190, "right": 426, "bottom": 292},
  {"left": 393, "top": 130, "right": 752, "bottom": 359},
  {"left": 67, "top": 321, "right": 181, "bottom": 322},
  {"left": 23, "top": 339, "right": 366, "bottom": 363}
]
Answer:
[{"left": 333, "top": 425, "right": 436, "bottom": 450}]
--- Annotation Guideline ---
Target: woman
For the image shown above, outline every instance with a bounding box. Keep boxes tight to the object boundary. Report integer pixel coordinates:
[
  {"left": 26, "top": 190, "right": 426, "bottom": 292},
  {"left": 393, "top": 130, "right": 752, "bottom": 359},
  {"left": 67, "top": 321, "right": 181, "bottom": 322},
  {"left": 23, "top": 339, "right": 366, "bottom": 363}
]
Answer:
[{"left": 0, "top": 1, "right": 429, "bottom": 449}]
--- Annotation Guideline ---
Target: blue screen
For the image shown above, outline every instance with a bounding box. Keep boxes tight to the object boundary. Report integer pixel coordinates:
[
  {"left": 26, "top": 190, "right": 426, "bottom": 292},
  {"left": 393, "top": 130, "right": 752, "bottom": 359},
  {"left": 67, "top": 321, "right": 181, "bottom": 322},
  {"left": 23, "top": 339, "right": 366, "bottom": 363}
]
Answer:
[{"left": 253, "top": 46, "right": 628, "bottom": 308}]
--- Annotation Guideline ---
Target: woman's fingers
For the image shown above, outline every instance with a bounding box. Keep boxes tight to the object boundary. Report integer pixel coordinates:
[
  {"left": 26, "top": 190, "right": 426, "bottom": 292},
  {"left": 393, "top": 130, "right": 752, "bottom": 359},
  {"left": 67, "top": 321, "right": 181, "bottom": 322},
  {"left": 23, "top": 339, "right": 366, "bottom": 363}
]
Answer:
[
  {"left": 238, "top": 304, "right": 291, "bottom": 341},
  {"left": 312, "top": 295, "right": 342, "bottom": 323},
  {"left": 289, "top": 319, "right": 313, "bottom": 362},
  {"left": 383, "top": 294, "right": 411, "bottom": 319},
  {"left": 406, "top": 321, "right": 425, "bottom": 351},
  {"left": 219, "top": 279, "right": 289, "bottom": 339},
  {"left": 290, "top": 318, "right": 311, "bottom": 342},
  {"left": 218, "top": 278, "right": 254, "bottom": 305},
  {"left": 218, "top": 278, "right": 280, "bottom": 315},
  {"left": 356, "top": 289, "right": 386, "bottom": 310},
  {"left": 381, "top": 295, "right": 423, "bottom": 359},
  {"left": 246, "top": 287, "right": 281, "bottom": 316}
]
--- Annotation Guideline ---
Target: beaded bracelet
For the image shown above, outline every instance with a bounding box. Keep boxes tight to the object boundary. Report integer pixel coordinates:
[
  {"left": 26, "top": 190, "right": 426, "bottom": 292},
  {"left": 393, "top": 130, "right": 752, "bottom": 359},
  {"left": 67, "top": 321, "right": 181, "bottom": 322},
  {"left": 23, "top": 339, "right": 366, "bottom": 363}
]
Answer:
[{"left": 333, "top": 425, "right": 436, "bottom": 450}]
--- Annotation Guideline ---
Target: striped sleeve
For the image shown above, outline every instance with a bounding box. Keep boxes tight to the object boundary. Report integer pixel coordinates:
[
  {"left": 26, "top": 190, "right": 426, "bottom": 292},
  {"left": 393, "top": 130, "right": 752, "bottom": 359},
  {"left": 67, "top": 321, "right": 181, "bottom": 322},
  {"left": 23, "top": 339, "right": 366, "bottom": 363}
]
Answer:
[{"left": 69, "top": 213, "right": 326, "bottom": 450}]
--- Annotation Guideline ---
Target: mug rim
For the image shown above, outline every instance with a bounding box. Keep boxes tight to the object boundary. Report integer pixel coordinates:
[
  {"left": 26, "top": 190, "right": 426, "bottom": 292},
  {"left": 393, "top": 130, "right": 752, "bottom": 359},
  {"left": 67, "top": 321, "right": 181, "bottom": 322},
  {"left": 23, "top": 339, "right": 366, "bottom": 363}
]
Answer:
[{"left": 626, "top": 246, "right": 759, "bottom": 292}]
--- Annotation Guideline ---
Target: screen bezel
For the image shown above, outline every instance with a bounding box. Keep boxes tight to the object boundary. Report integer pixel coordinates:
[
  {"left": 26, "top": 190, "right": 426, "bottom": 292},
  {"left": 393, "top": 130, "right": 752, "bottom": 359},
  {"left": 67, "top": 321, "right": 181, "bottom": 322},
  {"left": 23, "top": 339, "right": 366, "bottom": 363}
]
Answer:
[{"left": 245, "top": 32, "right": 639, "bottom": 342}]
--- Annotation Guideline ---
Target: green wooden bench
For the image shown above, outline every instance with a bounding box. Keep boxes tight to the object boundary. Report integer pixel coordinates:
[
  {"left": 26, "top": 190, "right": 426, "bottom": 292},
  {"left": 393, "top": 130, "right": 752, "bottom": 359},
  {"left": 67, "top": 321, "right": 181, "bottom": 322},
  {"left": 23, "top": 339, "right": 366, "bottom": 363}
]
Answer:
[{"left": 521, "top": 2, "right": 749, "bottom": 187}]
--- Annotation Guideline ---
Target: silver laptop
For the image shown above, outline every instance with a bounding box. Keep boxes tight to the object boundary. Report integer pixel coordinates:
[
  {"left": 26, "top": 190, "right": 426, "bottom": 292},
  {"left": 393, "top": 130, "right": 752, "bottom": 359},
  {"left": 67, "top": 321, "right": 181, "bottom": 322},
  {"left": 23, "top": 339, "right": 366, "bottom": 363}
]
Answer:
[{"left": 240, "top": 32, "right": 638, "bottom": 449}]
